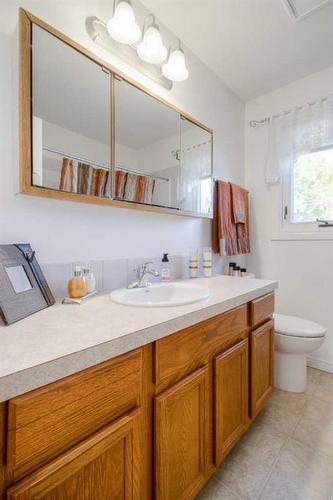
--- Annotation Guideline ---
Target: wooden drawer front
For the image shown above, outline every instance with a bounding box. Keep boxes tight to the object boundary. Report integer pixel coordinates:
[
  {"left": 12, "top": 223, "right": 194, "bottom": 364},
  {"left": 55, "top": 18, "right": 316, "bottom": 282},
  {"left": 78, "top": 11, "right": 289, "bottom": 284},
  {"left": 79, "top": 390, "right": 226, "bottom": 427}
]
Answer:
[
  {"left": 7, "top": 349, "right": 142, "bottom": 478},
  {"left": 250, "top": 293, "right": 274, "bottom": 328},
  {"left": 155, "top": 305, "right": 248, "bottom": 387},
  {"left": 7, "top": 409, "right": 140, "bottom": 500}
]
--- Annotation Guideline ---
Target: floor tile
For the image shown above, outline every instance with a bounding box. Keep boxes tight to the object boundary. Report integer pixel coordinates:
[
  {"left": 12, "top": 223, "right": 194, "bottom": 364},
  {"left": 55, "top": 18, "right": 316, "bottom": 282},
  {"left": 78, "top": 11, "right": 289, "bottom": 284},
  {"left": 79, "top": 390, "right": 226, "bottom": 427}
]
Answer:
[
  {"left": 196, "top": 477, "right": 243, "bottom": 499},
  {"left": 254, "top": 388, "right": 306, "bottom": 436},
  {"left": 260, "top": 438, "right": 333, "bottom": 500},
  {"left": 213, "top": 423, "right": 285, "bottom": 499},
  {"left": 307, "top": 368, "right": 333, "bottom": 404},
  {"left": 292, "top": 396, "right": 333, "bottom": 458}
]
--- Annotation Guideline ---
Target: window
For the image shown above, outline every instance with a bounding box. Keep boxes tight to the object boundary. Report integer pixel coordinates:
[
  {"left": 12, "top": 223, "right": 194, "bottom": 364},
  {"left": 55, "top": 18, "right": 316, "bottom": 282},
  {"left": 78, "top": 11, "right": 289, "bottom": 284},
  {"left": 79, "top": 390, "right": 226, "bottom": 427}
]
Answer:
[{"left": 287, "top": 147, "right": 333, "bottom": 224}]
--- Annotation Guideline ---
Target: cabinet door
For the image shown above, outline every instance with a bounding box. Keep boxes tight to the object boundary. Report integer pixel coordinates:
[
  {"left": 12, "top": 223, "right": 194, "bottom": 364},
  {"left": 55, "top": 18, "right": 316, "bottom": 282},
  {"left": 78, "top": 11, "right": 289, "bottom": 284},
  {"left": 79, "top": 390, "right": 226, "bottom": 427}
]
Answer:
[
  {"left": 155, "top": 366, "right": 209, "bottom": 500},
  {"left": 214, "top": 339, "right": 249, "bottom": 466},
  {"left": 7, "top": 410, "right": 140, "bottom": 500},
  {"left": 251, "top": 319, "right": 274, "bottom": 418}
]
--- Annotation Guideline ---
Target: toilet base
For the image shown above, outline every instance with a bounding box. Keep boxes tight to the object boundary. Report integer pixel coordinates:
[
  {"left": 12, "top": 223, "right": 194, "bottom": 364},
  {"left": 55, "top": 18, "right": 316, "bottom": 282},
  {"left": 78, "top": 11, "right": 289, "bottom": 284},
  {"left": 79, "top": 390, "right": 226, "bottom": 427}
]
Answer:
[{"left": 275, "top": 351, "right": 307, "bottom": 392}]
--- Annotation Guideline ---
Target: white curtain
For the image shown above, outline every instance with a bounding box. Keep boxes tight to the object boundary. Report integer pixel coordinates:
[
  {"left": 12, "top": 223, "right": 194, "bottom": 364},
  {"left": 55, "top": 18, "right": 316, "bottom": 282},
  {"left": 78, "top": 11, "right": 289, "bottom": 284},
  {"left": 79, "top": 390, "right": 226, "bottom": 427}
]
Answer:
[
  {"left": 266, "top": 95, "right": 333, "bottom": 184},
  {"left": 180, "top": 142, "right": 211, "bottom": 212}
]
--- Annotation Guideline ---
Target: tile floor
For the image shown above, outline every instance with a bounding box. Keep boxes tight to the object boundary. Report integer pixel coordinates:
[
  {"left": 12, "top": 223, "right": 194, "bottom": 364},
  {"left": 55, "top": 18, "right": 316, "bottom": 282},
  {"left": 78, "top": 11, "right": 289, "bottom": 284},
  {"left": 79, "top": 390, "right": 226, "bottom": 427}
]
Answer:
[{"left": 197, "top": 368, "right": 333, "bottom": 500}]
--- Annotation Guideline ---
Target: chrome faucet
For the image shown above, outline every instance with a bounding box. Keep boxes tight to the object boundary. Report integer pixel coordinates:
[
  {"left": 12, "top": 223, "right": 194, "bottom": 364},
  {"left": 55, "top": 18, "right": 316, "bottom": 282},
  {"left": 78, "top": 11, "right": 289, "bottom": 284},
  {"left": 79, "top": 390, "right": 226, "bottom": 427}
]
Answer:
[{"left": 128, "top": 262, "right": 160, "bottom": 289}]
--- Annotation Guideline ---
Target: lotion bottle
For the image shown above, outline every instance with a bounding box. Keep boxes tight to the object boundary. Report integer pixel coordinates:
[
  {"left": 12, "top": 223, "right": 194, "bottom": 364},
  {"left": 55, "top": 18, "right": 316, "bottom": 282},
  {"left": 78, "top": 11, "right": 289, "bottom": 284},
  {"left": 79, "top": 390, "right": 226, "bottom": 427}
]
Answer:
[{"left": 161, "top": 253, "right": 171, "bottom": 282}]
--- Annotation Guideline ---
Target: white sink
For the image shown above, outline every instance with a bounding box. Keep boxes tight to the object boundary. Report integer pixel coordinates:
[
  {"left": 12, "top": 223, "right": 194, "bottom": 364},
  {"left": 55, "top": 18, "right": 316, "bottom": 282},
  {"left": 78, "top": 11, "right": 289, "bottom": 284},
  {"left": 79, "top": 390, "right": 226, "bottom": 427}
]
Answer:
[{"left": 110, "top": 282, "right": 210, "bottom": 308}]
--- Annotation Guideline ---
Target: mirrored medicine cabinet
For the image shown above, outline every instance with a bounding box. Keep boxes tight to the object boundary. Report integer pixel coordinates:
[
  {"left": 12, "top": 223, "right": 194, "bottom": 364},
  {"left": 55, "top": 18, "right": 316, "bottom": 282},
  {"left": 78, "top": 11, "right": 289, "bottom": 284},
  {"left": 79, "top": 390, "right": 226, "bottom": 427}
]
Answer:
[{"left": 20, "top": 9, "right": 213, "bottom": 218}]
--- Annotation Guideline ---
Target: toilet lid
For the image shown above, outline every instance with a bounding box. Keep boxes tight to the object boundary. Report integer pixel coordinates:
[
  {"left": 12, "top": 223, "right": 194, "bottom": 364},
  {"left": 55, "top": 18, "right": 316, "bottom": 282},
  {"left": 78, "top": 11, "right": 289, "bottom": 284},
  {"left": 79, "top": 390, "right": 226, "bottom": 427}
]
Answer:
[{"left": 274, "top": 314, "right": 326, "bottom": 338}]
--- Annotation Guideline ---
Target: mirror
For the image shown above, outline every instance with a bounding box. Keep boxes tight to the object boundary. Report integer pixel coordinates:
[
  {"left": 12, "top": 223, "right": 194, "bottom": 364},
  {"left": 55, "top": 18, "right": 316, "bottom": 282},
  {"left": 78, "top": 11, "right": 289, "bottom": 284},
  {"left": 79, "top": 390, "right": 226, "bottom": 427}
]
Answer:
[
  {"left": 115, "top": 78, "right": 180, "bottom": 209},
  {"left": 23, "top": 12, "right": 213, "bottom": 217},
  {"left": 179, "top": 117, "right": 213, "bottom": 214},
  {"left": 32, "top": 25, "right": 112, "bottom": 198}
]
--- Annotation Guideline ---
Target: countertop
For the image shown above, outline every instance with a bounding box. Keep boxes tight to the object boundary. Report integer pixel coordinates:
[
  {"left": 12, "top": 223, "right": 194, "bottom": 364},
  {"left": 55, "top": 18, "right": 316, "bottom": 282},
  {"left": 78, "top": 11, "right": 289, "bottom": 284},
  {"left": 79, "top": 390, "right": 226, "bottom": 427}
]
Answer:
[{"left": 0, "top": 276, "right": 278, "bottom": 402}]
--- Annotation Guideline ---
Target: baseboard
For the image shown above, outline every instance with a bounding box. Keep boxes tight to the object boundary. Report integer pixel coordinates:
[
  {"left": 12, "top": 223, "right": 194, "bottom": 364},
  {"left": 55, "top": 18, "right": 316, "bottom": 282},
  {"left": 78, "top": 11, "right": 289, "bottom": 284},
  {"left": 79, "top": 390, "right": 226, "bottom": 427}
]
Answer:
[{"left": 307, "top": 356, "right": 333, "bottom": 374}]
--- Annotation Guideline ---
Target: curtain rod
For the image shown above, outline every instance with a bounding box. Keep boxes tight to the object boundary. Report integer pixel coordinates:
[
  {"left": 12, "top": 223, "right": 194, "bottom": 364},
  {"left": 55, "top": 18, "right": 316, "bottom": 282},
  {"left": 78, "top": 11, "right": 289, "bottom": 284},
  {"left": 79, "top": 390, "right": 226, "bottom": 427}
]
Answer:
[
  {"left": 42, "top": 146, "right": 170, "bottom": 182},
  {"left": 249, "top": 92, "right": 333, "bottom": 128}
]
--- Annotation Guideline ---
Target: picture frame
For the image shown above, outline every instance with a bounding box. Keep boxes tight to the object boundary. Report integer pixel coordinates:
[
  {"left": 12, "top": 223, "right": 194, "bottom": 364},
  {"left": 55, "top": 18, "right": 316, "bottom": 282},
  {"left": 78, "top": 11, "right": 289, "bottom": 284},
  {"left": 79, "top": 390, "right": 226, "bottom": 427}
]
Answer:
[{"left": 0, "top": 244, "right": 55, "bottom": 325}]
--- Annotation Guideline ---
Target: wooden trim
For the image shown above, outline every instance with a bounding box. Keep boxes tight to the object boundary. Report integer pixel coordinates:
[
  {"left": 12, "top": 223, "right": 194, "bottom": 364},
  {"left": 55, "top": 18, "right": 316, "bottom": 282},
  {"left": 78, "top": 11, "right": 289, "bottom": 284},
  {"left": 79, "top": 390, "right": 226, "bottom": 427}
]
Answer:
[
  {"left": 19, "top": 9, "right": 32, "bottom": 193},
  {"left": 21, "top": 185, "right": 212, "bottom": 218},
  {"left": 19, "top": 8, "right": 213, "bottom": 219}
]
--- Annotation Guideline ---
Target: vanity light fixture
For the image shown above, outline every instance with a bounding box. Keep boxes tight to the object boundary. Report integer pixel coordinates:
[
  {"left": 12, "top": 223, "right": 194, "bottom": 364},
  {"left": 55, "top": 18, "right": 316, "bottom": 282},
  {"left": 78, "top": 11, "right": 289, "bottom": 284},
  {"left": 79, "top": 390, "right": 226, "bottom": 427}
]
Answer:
[
  {"left": 162, "top": 40, "right": 189, "bottom": 82},
  {"left": 107, "top": 0, "right": 141, "bottom": 45},
  {"left": 137, "top": 15, "right": 168, "bottom": 64}
]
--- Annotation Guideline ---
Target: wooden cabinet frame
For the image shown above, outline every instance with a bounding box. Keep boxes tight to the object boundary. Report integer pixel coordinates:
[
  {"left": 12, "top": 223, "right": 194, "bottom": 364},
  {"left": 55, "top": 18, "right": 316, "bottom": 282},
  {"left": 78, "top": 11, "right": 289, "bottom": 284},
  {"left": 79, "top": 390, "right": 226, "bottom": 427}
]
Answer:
[{"left": 19, "top": 9, "right": 213, "bottom": 219}]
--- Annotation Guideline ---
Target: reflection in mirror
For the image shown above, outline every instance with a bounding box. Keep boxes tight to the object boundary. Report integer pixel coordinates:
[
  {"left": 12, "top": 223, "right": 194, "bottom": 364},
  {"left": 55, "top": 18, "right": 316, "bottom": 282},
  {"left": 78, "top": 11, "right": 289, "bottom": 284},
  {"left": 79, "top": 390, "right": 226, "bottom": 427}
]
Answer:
[
  {"left": 32, "top": 25, "right": 111, "bottom": 198},
  {"left": 115, "top": 78, "right": 180, "bottom": 209},
  {"left": 179, "top": 117, "right": 213, "bottom": 214}
]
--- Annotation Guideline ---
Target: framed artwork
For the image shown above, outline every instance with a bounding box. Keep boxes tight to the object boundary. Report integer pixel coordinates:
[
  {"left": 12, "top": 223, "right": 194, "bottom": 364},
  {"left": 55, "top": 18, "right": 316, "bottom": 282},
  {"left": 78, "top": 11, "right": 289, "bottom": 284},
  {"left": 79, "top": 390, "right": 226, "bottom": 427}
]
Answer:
[{"left": 0, "top": 244, "right": 55, "bottom": 325}]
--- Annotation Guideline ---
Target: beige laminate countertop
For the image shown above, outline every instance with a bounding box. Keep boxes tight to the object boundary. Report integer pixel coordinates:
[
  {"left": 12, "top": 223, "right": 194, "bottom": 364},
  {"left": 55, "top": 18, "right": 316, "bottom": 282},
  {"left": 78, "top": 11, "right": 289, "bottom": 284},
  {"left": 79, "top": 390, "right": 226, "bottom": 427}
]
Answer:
[{"left": 0, "top": 275, "right": 278, "bottom": 402}]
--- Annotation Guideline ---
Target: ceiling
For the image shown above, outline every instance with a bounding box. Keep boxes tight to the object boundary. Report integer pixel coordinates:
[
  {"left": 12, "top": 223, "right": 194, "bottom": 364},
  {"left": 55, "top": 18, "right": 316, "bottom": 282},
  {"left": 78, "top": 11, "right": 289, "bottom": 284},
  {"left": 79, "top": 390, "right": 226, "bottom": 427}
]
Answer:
[{"left": 141, "top": 0, "right": 333, "bottom": 100}]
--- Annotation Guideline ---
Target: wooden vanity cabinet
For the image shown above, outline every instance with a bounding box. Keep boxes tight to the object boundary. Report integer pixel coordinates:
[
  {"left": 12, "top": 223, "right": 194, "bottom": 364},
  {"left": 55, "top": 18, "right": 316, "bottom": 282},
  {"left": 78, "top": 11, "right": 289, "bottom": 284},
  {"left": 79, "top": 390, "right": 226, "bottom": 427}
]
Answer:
[
  {"left": 250, "top": 319, "right": 274, "bottom": 418},
  {"left": 0, "top": 293, "right": 275, "bottom": 500},
  {"left": 214, "top": 338, "right": 249, "bottom": 466},
  {"left": 155, "top": 367, "right": 209, "bottom": 500},
  {"left": 7, "top": 410, "right": 141, "bottom": 500}
]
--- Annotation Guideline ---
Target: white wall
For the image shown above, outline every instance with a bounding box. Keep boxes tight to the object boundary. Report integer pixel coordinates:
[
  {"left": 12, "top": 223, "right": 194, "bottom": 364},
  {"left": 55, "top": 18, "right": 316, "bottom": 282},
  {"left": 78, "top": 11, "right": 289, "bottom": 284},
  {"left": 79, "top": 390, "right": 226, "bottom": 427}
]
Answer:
[
  {"left": 0, "top": 0, "right": 244, "bottom": 267},
  {"left": 245, "top": 65, "right": 333, "bottom": 372}
]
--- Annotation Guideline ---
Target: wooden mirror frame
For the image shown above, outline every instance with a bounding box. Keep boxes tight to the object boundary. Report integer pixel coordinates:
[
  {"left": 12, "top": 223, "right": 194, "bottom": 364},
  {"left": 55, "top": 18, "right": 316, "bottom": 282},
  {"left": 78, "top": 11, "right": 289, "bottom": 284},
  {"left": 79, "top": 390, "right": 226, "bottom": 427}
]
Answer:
[{"left": 19, "top": 9, "right": 213, "bottom": 219}]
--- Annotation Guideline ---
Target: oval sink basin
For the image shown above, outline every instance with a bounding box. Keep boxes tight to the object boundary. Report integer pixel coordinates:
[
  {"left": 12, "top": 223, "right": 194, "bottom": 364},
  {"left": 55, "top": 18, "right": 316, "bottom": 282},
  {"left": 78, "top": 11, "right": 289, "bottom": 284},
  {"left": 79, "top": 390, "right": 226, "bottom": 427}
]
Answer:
[{"left": 110, "top": 282, "right": 210, "bottom": 308}]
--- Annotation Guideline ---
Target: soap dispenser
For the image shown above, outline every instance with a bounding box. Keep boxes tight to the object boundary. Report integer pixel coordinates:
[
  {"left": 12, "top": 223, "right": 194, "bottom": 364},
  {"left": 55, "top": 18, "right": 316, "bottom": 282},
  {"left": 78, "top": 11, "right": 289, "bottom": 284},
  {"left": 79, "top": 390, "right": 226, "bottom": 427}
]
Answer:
[
  {"left": 161, "top": 253, "right": 171, "bottom": 282},
  {"left": 67, "top": 266, "right": 87, "bottom": 299}
]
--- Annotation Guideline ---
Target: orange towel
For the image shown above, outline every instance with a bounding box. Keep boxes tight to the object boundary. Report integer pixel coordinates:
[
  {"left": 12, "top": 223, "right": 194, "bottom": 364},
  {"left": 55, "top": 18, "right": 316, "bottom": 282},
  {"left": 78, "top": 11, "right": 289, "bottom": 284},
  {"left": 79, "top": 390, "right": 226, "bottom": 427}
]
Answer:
[
  {"left": 115, "top": 171, "right": 127, "bottom": 199},
  {"left": 230, "top": 183, "right": 250, "bottom": 254},
  {"left": 59, "top": 158, "right": 72, "bottom": 192},
  {"left": 213, "top": 180, "right": 238, "bottom": 256}
]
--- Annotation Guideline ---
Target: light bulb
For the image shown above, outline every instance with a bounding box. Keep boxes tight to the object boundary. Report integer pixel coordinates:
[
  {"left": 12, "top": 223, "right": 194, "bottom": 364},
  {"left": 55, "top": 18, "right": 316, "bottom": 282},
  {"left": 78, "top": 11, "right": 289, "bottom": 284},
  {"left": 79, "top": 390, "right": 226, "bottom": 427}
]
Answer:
[
  {"left": 137, "top": 26, "right": 167, "bottom": 64},
  {"left": 162, "top": 48, "right": 189, "bottom": 82},
  {"left": 107, "top": 1, "right": 141, "bottom": 45}
]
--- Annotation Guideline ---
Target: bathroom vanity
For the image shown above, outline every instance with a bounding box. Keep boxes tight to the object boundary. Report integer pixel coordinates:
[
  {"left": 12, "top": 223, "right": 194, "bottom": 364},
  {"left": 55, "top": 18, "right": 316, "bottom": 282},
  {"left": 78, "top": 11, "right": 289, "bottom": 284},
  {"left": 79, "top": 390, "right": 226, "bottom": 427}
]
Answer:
[{"left": 0, "top": 276, "right": 277, "bottom": 499}]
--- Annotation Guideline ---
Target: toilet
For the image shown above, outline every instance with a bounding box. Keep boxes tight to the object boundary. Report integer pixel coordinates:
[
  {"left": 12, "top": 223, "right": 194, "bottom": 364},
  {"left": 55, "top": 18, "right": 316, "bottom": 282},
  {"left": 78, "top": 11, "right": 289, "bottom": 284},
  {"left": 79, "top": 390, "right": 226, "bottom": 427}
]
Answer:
[{"left": 274, "top": 313, "right": 326, "bottom": 393}]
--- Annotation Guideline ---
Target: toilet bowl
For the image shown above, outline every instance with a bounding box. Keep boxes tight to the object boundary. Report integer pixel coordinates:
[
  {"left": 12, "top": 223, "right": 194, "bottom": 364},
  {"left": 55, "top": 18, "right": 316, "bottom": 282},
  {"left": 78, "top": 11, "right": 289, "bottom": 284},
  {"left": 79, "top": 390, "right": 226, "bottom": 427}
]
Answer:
[{"left": 274, "top": 313, "right": 326, "bottom": 393}]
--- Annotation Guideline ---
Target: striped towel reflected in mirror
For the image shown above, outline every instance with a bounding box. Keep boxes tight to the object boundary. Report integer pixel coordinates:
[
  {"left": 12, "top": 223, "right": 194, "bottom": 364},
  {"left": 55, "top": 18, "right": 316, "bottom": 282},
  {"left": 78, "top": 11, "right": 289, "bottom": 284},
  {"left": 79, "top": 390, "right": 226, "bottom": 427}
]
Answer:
[
  {"left": 59, "top": 158, "right": 112, "bottom": 198},
  {"left": 121, "top": 173, "right": 155, "bottom": 204},
  {"left": 59, "top": 158, "right": 155, "bottom": 203}
]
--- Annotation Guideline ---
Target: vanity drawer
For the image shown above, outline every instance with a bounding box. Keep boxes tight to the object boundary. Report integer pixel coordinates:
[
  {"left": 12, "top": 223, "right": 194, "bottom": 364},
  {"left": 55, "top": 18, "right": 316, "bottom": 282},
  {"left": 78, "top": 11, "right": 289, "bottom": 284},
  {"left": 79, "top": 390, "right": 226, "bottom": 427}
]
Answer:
[
  {"left": 155, "top": 305, "right": 248, "bottom": 387},
  {"left": 7, "top": 348, "right": 142, "bottom": 478},
  {"left": 250, "top": 293, "right": 274, "bottom": 328}
]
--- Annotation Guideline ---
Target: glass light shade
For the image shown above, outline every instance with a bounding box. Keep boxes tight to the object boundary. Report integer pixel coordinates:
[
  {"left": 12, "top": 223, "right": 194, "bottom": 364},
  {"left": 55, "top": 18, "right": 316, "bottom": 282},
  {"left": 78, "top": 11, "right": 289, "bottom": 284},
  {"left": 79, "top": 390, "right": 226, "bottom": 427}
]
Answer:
[
  {"left": 107, "top": 1, "right": 141, "bottom": 45},
  {"left": 137, "top": 26, "right": 168, "bottom": 64},
  {"left": 162, "top": 49, "right": 189, "bottom": 82}
]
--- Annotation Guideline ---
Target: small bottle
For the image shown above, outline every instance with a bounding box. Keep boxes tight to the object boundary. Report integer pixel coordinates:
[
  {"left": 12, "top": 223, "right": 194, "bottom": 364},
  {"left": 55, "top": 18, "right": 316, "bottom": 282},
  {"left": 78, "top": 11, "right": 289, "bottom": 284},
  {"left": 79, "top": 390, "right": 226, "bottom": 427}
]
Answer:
[
  {"left": 203, "top": 247, "right": 212, "bottom": 277},
  {"left": 67, "top": 266, "right": 87, "bottom": 298},
  {"left": 161, "top": 253, "right": 171, "bottom": 282},
  {"left": 241, "top": 268, "right": 247, "bottom": 277},
  {"left": 233, "top": 266, "right": 241, "bottom": 277},
  {"left": 83, "top": 268, "right": 96, "bottom": 293},
  {"left": 228, "top": 263, "right": 236, "bottom": 276},
  {"left": 189, "top": 248, "right": 198, "bottom": 278}
]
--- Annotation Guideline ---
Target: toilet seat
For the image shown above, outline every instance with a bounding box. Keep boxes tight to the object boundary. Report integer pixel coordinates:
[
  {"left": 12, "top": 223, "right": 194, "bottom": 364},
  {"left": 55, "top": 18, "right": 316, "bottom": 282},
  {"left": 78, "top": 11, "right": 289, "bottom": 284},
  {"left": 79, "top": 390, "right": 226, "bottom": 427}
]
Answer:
[{"left": 274, "top": 313, "right": 326, "bottom": 339}]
